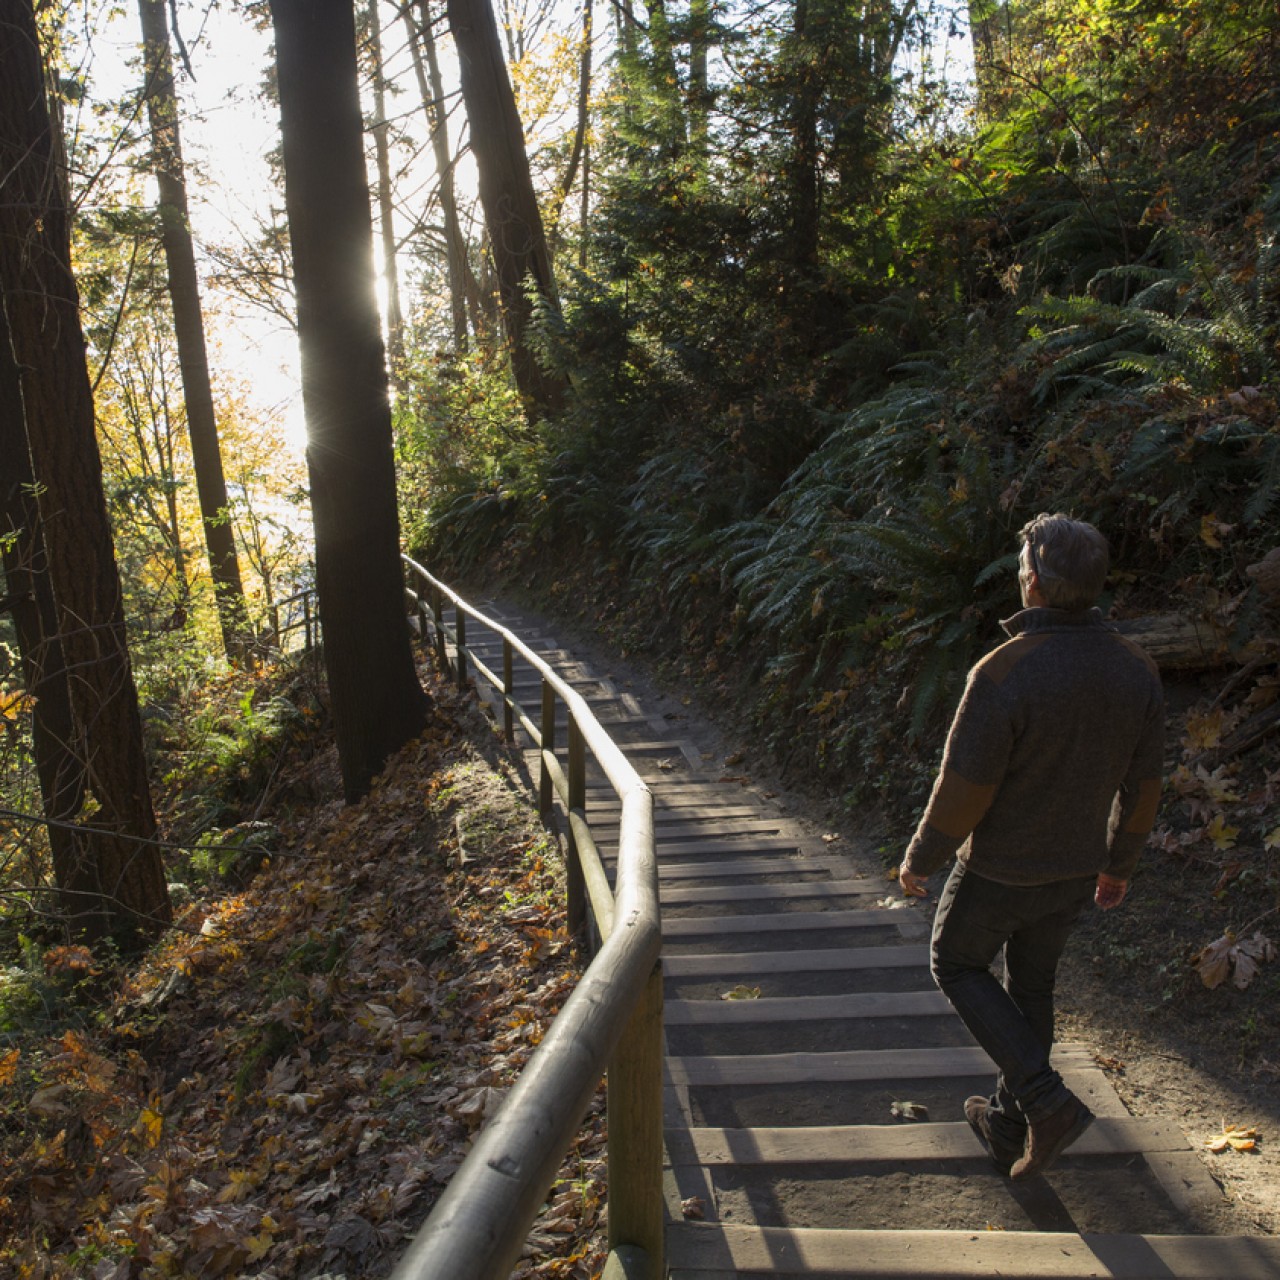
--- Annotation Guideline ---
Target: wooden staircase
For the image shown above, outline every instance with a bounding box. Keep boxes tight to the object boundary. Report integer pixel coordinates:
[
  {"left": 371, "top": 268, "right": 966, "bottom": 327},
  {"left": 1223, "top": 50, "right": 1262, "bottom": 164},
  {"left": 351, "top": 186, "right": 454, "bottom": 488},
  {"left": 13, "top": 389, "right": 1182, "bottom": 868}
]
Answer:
[{"left": 455, "top": 599, "right": 1280, "bottom": 1279}]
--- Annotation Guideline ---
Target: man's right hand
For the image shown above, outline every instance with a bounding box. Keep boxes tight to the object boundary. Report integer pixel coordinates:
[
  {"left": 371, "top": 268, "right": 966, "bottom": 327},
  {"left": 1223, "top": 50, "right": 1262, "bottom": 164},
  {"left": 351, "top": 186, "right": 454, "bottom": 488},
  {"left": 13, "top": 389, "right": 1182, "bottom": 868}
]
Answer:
[
  {"left": 898, "top": 865, "right": 929, "bottom": 898},
  {"left": 1095, "top": 873, "right": 1127, "bottom": 910}
]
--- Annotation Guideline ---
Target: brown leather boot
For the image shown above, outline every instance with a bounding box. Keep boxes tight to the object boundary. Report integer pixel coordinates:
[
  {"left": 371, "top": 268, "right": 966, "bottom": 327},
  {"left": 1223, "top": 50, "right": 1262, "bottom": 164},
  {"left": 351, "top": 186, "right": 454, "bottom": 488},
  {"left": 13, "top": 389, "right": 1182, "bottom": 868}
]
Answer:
[
  {"left": 1010, "top": 1095, "right": 1094, "bottom": 1180},
  {"left": 964, "top": 1095, "right": 1023, "bottom": 1174}
]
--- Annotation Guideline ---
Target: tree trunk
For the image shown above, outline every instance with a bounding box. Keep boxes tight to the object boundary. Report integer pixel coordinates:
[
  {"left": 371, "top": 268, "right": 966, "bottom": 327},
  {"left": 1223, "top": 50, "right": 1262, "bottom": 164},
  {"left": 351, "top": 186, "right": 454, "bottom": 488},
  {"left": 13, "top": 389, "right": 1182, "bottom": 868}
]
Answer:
[
  {"left": 407, "top": 0, "right": 472, "bottom": 350},
  {"left": 789, "top": 0, "right": 820, "bottom": 275},
  {"left": 366, "top": 0, "right": 405, "bottom": 385},
  {"left": 968, "top": 0, "right": 1008, "bottom": 118},
  {"left": 0, "top": 0, "right": 171, "bottom": 946},
  {"left": 1113, "top": 614, "right": 1234, "bottom": 671},
  {"left": 137, "top": 0, "right": 248, "bottom": 660},
  {"left": 0, "top": 296, "right": 99, "bottom": 937},
  {"left": 688, "top": 0, "right": 710, "bottom": 151},
  {"left": 447, "top": 0, "right": 567, "bottom": 418},
  {"left": 268, "top": 0, "right": 430, "bottom": 803},
  {"left": 550, "top": 0, "right": 593, "bottom": 239}
]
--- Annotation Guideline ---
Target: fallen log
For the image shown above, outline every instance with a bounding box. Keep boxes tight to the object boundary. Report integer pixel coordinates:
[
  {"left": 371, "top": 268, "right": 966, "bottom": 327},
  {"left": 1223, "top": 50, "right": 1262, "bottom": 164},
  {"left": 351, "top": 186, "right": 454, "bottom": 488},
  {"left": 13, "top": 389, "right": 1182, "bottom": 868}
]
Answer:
[{"left": 1112, "top": 613, "right": 1234, "bottom": 671}]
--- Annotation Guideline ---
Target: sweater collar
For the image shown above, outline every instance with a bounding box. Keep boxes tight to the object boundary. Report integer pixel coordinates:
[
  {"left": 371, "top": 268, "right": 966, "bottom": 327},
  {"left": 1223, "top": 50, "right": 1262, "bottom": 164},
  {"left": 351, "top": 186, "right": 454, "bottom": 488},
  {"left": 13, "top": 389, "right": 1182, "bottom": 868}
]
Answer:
[{"left": 1000, "top": 605, "right": 1109, "bottom": 638}]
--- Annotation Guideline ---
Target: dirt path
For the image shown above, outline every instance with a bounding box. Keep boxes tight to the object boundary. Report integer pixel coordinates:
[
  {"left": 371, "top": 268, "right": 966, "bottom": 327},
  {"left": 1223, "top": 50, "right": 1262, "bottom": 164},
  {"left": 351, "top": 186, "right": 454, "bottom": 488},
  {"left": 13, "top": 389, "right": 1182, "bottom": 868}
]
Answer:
[{"left": 458, "top": 585, "right": 1279, "bottom": 1273}]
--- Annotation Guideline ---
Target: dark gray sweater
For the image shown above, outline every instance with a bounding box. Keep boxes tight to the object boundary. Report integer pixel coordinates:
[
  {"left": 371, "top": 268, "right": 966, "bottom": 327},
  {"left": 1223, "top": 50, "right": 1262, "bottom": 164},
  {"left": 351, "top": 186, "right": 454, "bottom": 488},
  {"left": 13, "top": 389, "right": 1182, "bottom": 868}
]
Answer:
[{"left": 904, "top": 607, "right": 1165, "bottom": 886}]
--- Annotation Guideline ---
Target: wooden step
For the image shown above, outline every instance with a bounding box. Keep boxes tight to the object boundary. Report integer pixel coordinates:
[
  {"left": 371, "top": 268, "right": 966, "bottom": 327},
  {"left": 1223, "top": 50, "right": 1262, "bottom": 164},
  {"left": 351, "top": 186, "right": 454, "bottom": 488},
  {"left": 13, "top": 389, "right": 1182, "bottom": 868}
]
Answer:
[
  {"left": 642, "top": 837, "right": 805, "bottom": 857},
  {"left": 664, "top": 989, "right": 953, "bottom": 1025},
  {"left": 590, "top": 799, "right": 769, "bottom": 820},
  {"left": 664, "top": 1117, "right": 1188, "bottom": 1165},
  {"left": 663, "top": 945, "right": 931, "bottom": 977},
  {"left": 663, "top": 909, "right": 927, "bottom": 938},
  {"left": 666, "top": 1222, "right": 1280, "bottom": 1278},
  {"left": 665, "top": 1045, "right": 1096, "bottom": 1087},
  {"left": 662, "top": 879, "right": 885, "bottom": 905},
  {"left": 658, "top": 856, "right": 850, "bottom": 881}
]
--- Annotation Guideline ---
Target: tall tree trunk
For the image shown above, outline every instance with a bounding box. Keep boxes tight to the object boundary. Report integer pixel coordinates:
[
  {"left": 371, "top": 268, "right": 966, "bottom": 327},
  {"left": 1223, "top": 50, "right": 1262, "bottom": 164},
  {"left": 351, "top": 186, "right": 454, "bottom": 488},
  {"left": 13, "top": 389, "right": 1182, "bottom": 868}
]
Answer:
[
  {"left": 136, "top": 0, "right": 248, "bottom": 660},
  {"left": 551, "top": 0, "right": 593, "bottom": 238},
  {"left": 968, "top": 0, "right": 1008, "bottom": 118},
  {"left": 789, "top": 0, "right": 820, "bottom": 275},
  {"left": 447, "top": 0, "right": 566, "bottom": 417},
  {"left": 366, "top": 0, "right": 405, "bottom": 385},
  {"left": 0, "top": 297, "right": 98, "bottom": 937},
  {"left": 268, "top": 0, "right": 430, "bottom": 803},
  {"left": 406, "top": 0, "right": 471, "bottom": 350},
  {"left": 0, "top": 0, "right": 170, "bottom": 946},
  {"left": 688, "top": 0, "right": 710, "bottom": 151},
  {"left": 615, "top": 0, "right": 638, "bottom": 62},
  {"left": 579, "top": 139, "right": 590, "bottom": 271}
]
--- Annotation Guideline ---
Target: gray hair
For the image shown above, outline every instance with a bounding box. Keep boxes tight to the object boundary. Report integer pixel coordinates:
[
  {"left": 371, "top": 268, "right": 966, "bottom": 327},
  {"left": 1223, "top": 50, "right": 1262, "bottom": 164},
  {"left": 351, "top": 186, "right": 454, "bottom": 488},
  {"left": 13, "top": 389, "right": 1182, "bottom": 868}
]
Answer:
[{"left": 1019, "top": 513, "right": 1109, "bottom": 611}]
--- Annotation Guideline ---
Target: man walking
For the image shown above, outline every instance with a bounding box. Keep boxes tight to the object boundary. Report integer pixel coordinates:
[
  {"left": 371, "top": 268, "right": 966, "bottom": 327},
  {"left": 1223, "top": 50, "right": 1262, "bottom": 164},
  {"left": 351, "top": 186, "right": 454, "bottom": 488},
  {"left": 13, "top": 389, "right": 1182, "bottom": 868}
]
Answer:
[{"left": 899, "top": 514, "right": 1164, "bottom": 1179}]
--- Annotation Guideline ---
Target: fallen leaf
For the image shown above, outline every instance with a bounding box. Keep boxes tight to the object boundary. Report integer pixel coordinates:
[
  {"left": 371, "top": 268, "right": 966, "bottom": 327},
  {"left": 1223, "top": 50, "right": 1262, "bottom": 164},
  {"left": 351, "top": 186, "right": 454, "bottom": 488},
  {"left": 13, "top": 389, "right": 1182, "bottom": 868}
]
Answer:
[
  {"left": 1194, "top": 765, "right": 1239, "bottom": 804},
  {"left": 136, "top": 1106, "right": 163, "bottom": 1148},
  {"left": 890, "top": 1100, "right": 929, "bottom": 1120},
  {"left": 28, "top": 1084, "right": 72, "bottom": 1118},
  {"left": 1192, "top": 931, "right": 1275, "bottom": 990},
  {"left": 1204, "top": 1122, "right": 1260, "bottom": 1153},
  {"left": 1192, "top": 934, "right": 1235, "bottom": 988},
  {"left": 1205, "top": 814, "right": 1239, "bottom": 851},
  {"left": 720, "top": 985, "right": 761, "bottom": 1001},
  {"left": 681, "top": 1196, "right": 706, "bottom": 1219},
  {"left": 1200, "top": 514, "right": 1232, "bottom": 549},
  {"left": 0, "top": 1047, "right": 18, "bottom": 1086},
  {"left": 1183, "top": 708, "right": 1224, "bottom": 751}
]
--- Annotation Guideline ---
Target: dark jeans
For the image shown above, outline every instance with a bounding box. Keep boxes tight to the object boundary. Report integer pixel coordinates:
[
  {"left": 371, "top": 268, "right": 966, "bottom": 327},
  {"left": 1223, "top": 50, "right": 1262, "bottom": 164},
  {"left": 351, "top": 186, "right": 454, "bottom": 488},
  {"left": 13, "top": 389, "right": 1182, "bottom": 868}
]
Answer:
[{"left": 931, "top": 861, "right": 1095, "bottom": 1139}]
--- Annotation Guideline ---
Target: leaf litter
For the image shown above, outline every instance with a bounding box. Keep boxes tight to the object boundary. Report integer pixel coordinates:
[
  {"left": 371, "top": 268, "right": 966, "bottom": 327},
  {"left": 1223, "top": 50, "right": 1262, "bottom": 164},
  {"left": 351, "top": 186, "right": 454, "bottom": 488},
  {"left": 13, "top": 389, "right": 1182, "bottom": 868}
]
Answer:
[{"left": 0, "top": 672, "right": 607, "bottom": 1279}]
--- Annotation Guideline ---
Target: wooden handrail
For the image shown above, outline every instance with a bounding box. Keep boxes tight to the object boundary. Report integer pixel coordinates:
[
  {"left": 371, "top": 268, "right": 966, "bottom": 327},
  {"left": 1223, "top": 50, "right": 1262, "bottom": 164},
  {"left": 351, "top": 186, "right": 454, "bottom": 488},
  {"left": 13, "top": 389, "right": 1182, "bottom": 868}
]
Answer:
[{"left": 394, "top": 557, "right": 664, "bottom": 1280}]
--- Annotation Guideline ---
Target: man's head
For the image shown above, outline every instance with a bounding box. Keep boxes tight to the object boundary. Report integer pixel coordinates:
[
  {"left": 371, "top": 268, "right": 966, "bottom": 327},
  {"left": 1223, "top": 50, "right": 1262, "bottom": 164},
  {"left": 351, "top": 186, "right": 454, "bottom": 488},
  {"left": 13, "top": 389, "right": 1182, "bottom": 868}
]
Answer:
[{"left": 1018, "top": 513, "right": 1109, "bottom": 612}]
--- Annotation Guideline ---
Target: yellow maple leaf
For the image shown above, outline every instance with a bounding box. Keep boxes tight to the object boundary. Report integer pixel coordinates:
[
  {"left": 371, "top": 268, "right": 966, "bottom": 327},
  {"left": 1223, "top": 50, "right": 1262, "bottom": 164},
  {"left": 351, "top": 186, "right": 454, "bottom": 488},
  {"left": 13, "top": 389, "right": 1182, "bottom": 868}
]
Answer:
[
  {"left": 216, "top": 1169, "right": 259, "bottom": 1204},
  {"left": 0, "top": 688, "right": 34, "bottom": 723},
  {"left": 0, "top": 1047, "right": 18, "bottom": 1086},
  {"left": 1205, "top": 814, "right": 1240, "bottom": 850},
  {"left": 245, "top": 1232, "right": 274, "bottom": 1261},
  {"left": 1183, "top": 708, "right": 1223, "bottom": 750},
  {"left": 137, "top": 1106, "right": 163, "bottom": 1148},
  {"left": 1198, "top": 512, "right": 1228, "bottom": 547}
]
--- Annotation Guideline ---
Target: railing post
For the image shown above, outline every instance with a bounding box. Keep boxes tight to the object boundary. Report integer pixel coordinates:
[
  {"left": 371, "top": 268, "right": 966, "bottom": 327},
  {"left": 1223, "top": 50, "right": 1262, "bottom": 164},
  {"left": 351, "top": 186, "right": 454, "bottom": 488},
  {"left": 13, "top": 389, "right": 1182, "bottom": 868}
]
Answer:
[
  {"left": 566, "top": 716, "right": 587, "bottom": 940},
  {"left": 431, "top": 585, "right": 447, "bottom": 671},
  {"left": 455, "top": 607, "right": 468, "bottom": 689},
  {"left": 502, "top": 637, "right": 515, "bottom": 742},
  {"left": 539, "top": 678, "right": 556, "bottom": 819},
  {"left": 607, "top": 960, "right": 665, "bottom": 1275}
]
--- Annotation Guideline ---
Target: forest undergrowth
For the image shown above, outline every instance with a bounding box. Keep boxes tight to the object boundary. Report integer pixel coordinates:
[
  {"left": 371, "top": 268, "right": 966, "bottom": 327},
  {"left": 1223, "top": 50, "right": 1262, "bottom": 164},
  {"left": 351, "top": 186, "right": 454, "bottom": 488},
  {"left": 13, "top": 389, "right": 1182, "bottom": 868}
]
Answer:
[{"left": 0, "top": 661, "right": 605, "bottom": 1280}]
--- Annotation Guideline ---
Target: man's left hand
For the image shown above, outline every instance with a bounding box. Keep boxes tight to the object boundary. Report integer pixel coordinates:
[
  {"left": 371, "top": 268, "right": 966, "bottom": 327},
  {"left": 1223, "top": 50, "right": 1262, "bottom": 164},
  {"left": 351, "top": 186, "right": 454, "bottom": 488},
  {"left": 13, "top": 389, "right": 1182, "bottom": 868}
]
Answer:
[
  {"left": 898, "top": 864, "right": 929, "bottom": 898},
  {"left": 1095, "top": 873, "right": 1128, "bottom": 910}
]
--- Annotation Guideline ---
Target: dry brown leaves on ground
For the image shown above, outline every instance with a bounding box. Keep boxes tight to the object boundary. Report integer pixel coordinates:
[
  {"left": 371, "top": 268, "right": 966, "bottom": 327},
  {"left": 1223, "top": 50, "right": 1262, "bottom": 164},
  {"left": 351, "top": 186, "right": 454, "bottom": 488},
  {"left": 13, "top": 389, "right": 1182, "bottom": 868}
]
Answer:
[{"left": 0, "top": 674, "right": 607, "bottom": 1279}]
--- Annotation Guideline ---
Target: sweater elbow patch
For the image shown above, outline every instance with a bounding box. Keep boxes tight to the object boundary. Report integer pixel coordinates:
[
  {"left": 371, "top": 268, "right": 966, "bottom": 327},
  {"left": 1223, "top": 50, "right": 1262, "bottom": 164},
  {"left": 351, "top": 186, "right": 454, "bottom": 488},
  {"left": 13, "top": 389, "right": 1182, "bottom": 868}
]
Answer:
[
  {"left": 1122, "top": 776, "right": 1162, "bottom": 834},
  {"left": 927, "top": 769, "right": 998, "bottom": 839}
]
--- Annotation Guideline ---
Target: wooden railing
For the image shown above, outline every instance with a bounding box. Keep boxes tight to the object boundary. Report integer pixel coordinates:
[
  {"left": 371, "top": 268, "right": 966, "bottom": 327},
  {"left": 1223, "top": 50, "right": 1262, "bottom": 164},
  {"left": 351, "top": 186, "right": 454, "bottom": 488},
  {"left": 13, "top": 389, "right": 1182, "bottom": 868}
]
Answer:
[
  {"left": 394, "top": 558, "right": 665, "bottom": 1280},
  {"left": 267, "top": 587, "right": 319, "bottom": 654}
]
